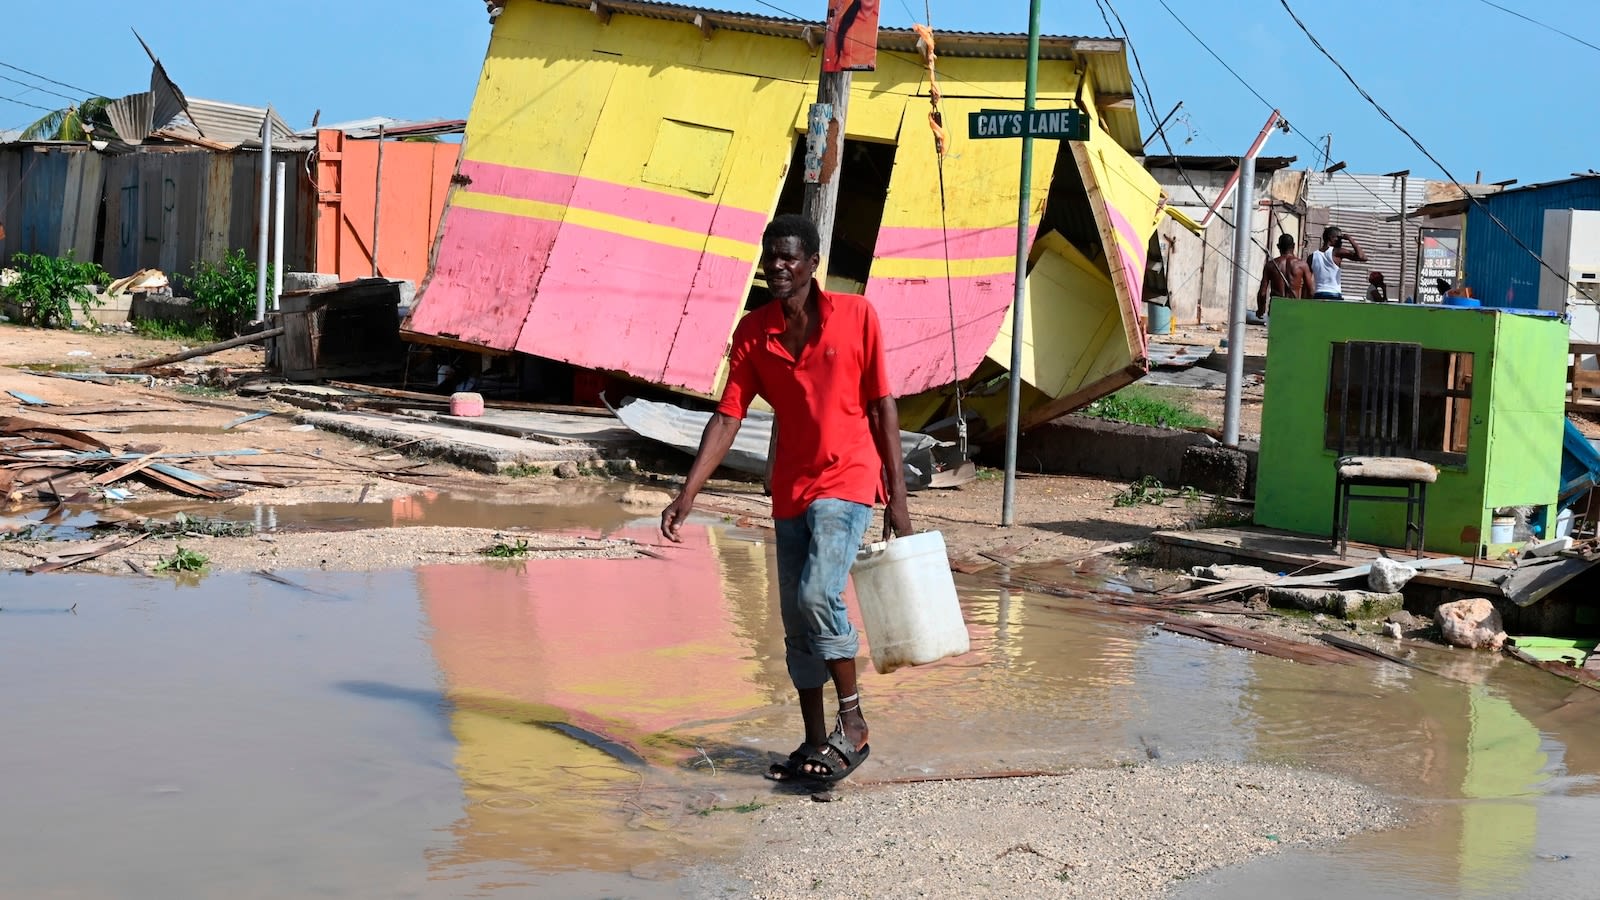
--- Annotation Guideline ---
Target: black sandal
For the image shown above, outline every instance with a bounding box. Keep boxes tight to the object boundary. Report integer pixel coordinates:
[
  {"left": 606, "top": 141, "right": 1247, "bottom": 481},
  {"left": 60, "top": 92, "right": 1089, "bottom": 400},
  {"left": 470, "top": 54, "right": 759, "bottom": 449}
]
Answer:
[
  {"left": 801, "top": 693, "right": 871, "bottom": 783},
  {"left": 765, "top": 745, "right": 813, "bottom": 782}
]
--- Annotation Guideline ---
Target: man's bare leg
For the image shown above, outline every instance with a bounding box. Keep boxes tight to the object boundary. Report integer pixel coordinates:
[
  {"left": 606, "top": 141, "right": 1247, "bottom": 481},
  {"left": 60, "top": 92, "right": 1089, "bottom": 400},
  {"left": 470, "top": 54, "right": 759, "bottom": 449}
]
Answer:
[{"left": 798, "top": 658, "right": 868, "bottom": 776}]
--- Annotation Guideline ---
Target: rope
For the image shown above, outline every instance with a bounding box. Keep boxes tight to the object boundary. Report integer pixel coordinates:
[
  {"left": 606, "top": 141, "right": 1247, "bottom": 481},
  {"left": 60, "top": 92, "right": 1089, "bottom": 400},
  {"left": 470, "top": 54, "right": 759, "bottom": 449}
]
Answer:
[{"left": 914, "top": 22, "right": 967, "bottom": 456}]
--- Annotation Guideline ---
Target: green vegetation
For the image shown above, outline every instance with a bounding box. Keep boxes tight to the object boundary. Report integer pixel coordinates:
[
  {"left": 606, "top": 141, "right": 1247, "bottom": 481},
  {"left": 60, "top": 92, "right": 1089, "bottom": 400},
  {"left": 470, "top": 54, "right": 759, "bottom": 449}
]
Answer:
[
  {"left": 154, "top": 546, "right": 208, "bottom": 573},
  {"left": 133, "top": 319, "right": 218, "bottom": 343},
  {"left": 696, "top": 800, "right": 767, "bottom": 816},
  {"left": 139, "top": 512, "right": 254, "bottom": 538},
  {"left": 19, "top": 97, "right": 114, "bottom": 142},
  {"left": 502, "top": 464, "right": 545, "bottom": 478},
  {"left": 1081, "top": 386, "right": 1211, "bottom": 431},
  {"left": 1185, "top": 497, "right": 1254, "bottom": 530},
  {"left": 482, "top": 539, "right": 533, "bottom": 558},
  {"left": 1112, "top": 475, "right": 1171, "bottom": 508},
  {"left": 182, "top": 249, "right": 271, "bottom": 336},
  {"left": 172, "top": 384, "right": 229, "bottom": 398},
  {"left": 1, "top": 252, "right": 110, "bottom": 328}
]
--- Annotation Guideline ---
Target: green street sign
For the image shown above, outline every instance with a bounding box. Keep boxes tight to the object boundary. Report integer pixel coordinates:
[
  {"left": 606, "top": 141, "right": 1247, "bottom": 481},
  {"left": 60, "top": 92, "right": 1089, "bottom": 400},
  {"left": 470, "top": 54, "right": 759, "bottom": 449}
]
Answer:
[{"left": 967, "top": 108, "right": 1088, "bottom": 141}]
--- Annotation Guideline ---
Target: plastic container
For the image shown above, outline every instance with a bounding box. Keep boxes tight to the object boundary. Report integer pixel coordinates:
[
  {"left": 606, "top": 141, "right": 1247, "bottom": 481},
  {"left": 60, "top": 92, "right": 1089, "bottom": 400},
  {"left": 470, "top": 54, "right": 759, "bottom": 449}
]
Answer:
[
  {"left": 1146, "top": 302, "right": 1172, "bottom": 335},
  {"left": 449, "top": 392, "right": 485, "bottom": 417},
  {"left": 1490, "top": 515, "right": 1516, "bottom": 544},
  {"left": 850, "top": 531, "right": 970, "bottom": 674},
  {"left": 1556, "top": 507, "right": 1575, "bottom": 539}
]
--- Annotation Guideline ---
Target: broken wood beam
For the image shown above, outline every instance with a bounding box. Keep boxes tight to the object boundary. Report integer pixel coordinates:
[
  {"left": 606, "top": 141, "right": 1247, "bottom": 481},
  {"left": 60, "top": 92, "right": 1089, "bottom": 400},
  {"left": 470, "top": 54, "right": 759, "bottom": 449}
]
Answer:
[
  {"left": 90, "top": 446, "right": 168, "bottom": 486},
  {"left": 119, "top": 327, "right": 286, "bottom": 371}
]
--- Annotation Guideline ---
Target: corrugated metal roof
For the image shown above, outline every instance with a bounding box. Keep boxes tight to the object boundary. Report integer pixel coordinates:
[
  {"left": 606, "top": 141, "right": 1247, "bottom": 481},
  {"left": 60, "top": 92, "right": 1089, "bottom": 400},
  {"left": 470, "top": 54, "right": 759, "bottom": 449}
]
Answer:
[
  {"left": 528, "top": 0, "right": 1143, "bottom": 152},
  {"left": 1144, "top": 155, "right": 1298, "bottom": 174},
  {"left": 179, "top": 98, "right": 295, "bottom": 145},
  {"left": 295, "top": 117, "right": 467, "bottom": 139},
  {"left": 1303, "top": 171, "right": 1438, "bottom": 216},
  {"left": 105, "top": 92, "right": 156, "bottom": 144},
  {"left": 536, "top": 0, "right": 1116, "bottom": 57}
]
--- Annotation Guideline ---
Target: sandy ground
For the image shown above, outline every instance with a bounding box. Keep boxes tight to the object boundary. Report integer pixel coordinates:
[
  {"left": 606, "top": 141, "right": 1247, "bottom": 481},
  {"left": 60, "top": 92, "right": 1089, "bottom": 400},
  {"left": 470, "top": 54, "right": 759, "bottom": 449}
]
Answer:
[{"left": 716, "top": 763, "right": 1395, "bottom": 899}]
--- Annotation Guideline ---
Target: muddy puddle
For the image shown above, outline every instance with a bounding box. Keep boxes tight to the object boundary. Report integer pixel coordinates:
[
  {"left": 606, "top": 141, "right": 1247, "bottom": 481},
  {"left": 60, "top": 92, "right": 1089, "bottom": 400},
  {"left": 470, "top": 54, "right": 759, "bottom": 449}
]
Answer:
[
  {"left": 1, "top": 517, "right": 1597, "bottom": 898},
  {"left": 4, "top": 489, "right": 643, "bottom": 541}
]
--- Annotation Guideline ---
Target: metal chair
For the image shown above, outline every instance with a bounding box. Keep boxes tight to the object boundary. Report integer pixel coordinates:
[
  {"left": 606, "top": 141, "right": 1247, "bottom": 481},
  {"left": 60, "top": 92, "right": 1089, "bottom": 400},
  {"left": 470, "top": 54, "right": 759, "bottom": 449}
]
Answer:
[{"left": 1330, "top": 341, "right": 1438, "bottom": 558}]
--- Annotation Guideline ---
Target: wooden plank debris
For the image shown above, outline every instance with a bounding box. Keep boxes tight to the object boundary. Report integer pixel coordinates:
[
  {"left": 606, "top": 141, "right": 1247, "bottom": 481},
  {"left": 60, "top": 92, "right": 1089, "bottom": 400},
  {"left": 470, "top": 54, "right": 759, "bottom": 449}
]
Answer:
[
  {"left": 39, "top": 403, "right": 188, "bottom": 416},
  {"left": 90, "top": 446, "right": 168, "bottom": 486},
  {"left": 0, "top": 416, "right": 108, "bottom": 452},
  {"left": 24, "top": 533, "right": 149, "bottom": 574},
  {"left": 118, "top": 326, "right": 286, "bottom": 371},
  {"left": 325, "top": 380, "right": 615, "bottom": 417}
]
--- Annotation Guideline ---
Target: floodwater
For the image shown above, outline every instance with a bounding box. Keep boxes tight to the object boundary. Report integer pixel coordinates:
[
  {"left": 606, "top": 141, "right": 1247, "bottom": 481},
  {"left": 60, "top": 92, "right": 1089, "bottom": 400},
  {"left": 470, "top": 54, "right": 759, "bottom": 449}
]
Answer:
[
  {"left": 2, "top": 516, "right": 1598, "bottom": 898},
  {"left": 4, "top": 488, "right": 642, "bottom": 540}
]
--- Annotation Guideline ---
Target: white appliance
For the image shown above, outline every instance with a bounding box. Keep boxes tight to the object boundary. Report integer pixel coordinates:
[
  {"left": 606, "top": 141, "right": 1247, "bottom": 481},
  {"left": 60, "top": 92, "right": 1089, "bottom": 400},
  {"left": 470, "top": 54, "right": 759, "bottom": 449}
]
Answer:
[{"left": 1538, "top": 209, "right": 1600, "bottom": 343}]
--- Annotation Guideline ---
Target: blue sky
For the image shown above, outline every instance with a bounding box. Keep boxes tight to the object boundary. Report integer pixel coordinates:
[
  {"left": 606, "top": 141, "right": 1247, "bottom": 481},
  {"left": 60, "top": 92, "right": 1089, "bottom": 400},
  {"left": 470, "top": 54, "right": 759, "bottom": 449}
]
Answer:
[{"left": 3, "top": 0, "right": 1592, "bottom": 185}]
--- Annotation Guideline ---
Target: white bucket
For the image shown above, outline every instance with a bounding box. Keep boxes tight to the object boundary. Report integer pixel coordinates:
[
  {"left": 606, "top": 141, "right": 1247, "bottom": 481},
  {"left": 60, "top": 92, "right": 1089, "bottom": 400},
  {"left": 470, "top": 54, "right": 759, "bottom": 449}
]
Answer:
[
  {"left": 850, "top": 530, "right": 970, "bottom": 675},
  {"left": 1490, "top": 516, "right": 1516, "bottom": 544}
]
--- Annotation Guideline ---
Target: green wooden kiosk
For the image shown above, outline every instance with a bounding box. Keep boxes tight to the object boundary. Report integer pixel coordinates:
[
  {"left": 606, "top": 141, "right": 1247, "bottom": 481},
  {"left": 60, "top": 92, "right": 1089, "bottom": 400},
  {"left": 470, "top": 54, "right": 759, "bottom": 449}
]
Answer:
[{"left": 1255, "top": 299, "right": 1569, "bottom": 556}]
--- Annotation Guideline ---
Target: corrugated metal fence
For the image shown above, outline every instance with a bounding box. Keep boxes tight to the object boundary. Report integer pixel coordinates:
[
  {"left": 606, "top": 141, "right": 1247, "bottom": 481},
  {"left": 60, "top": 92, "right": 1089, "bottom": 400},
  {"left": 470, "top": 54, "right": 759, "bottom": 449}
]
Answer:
[
  {"left": 0, "top": 144, "right": 315, "bottom": 280},
  {"left": 1463, "top": 178, "right": 1600, "bottom": 308},
  {"left": 1304, "top": 171, "right": 1430, "bottom": 301}
]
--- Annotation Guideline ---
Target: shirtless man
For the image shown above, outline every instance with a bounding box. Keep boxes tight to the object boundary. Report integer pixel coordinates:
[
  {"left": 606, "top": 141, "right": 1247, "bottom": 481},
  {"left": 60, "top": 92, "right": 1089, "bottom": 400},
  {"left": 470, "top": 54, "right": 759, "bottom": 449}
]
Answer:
[
  {"left": 1250, "top": 233, "right": 1313, "bottom": 323},
  {"left": 1307, "top": 225, "right": 1367, "bottom": 300}
]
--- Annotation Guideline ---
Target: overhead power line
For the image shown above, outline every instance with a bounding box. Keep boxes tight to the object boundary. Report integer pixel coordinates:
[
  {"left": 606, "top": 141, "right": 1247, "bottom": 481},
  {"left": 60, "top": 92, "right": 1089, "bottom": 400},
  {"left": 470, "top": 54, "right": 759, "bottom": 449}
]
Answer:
[
  {"left": 0, "top": 59, "right": 101, "bottom": 100},
  {"left": 1473, "top": 0, "right": 1600, "bottom": 55},
  {"left": 0, "top": 92, "right": 58, "bottom": 114},
  {"left": 1277, "top": 0, "right": 1573, "bottom": 291},
  {"left": 1153, "top": 0, "right": 1405, "bottom": 220},
  {"left": 0, "top": 72, "right": 82, "bottom": 105}
]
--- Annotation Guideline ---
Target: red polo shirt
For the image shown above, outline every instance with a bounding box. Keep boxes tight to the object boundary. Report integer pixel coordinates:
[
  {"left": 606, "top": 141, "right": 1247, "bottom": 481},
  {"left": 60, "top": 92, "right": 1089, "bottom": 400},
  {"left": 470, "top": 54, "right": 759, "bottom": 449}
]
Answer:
[{"left": 715, "top": 284, "right": 892, "bottom": 520}]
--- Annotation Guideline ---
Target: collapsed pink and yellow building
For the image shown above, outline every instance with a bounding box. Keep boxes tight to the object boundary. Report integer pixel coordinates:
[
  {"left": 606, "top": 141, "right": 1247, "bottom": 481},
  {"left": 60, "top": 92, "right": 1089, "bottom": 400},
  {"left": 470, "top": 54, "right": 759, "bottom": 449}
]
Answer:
[{"left": 404, "top": 0, "right": 1175, "bottom": 432}]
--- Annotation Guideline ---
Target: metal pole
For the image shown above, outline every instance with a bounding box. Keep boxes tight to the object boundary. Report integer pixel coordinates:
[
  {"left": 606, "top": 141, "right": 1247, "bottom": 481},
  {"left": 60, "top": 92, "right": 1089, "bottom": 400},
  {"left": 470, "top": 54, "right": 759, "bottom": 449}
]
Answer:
[
  {"left": 1001, "top": 0, "right": 1042, "bottom": 528},
  {"left": 272, "top": 159, "right": 286, "bottom": 311},
  {"left": 372, "top": 123, "right": 385, "bottom": 278},
  {"left": 1222, "top": 153, "right": 1256, "bottom": 448},
  {"left": 254, "top": 110, "right": 273, "bottom": 322},
  {"left": 1398, "top": 173, "right": 1408, "bottom": 301}
]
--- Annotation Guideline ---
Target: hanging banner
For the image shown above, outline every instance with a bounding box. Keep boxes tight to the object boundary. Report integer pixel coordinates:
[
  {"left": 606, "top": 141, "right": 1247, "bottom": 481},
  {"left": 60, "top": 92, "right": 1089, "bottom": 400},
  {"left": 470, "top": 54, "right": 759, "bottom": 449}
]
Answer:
[{"left": 824, "top": 0, "right": 880, "bottom": 72}]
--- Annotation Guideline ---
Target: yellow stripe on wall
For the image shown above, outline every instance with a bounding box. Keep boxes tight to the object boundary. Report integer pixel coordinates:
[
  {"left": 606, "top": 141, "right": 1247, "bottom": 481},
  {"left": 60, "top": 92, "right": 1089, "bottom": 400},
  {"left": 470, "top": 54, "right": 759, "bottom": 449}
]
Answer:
[{"left": 453, "top": 191, "right": 759, "bottom": 261}]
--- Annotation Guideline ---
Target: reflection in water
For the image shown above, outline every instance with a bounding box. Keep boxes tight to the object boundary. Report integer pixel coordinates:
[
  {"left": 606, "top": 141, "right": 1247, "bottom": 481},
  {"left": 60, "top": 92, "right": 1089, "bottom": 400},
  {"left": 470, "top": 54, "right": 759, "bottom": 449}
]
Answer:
[{"left": 1, "top": 516, "right": 1598, "bottom": 898}]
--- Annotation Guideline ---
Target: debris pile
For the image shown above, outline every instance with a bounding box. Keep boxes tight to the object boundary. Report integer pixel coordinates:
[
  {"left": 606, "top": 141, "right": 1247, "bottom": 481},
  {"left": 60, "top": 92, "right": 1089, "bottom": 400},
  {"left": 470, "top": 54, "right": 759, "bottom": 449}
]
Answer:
[{"left": 1, "top": 414, "right": 246, "bottom": 502}]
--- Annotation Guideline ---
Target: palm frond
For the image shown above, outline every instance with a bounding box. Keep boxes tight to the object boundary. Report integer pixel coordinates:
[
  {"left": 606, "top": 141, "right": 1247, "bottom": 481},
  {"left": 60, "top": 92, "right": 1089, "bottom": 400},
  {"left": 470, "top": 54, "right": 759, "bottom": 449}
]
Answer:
[{"left": 18, "top": 97, "right": 116, "bottom": 142}]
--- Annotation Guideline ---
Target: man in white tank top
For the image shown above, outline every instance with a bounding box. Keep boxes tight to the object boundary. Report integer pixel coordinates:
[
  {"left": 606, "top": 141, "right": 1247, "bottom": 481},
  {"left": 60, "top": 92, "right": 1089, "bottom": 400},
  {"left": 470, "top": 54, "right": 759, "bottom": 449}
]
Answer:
[{"left": 1307, "top": 225, "right": 1367, "bottom": 300}]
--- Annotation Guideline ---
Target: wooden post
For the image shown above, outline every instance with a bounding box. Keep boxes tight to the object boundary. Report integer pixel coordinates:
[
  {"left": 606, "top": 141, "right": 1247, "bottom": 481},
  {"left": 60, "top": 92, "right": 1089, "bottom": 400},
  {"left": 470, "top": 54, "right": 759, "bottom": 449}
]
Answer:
[
  {"left": 802, "top": 71, "right": 851, "bottom": 272},
  {"left": 766, "top": 69, "right": 851, "bottom": 494}
]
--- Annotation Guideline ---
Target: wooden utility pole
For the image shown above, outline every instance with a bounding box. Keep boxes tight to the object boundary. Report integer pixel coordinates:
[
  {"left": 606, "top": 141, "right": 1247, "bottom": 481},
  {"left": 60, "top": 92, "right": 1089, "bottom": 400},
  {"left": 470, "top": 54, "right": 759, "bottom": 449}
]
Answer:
[{"left": 802, "top": 72, "right": 852, "bottom": 270}]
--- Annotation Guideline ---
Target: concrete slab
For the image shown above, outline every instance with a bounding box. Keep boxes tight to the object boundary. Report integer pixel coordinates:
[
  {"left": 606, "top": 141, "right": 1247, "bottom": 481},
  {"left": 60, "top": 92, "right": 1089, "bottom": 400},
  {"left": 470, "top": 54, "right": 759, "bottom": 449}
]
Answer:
[
  {"left": 395, "top": 407, "right": 641, "bottom": 447},
  {"left": 296, "top": 410, "right": 630, "bottom": 472}
]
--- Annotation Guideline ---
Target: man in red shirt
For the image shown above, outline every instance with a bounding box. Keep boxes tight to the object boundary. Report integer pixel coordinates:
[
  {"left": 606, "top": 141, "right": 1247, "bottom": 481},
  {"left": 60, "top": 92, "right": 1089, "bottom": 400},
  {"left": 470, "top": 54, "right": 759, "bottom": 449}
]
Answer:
[{"left": 661, "top": 214, "right": 912, "bottom": 784}]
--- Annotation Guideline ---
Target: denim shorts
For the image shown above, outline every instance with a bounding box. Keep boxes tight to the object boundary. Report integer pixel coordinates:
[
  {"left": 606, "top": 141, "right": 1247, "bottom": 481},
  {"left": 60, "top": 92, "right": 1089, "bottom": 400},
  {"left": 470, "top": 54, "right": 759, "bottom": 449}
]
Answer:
[{"left": 773, "top": 498, "right": 873, "bottom": 690}]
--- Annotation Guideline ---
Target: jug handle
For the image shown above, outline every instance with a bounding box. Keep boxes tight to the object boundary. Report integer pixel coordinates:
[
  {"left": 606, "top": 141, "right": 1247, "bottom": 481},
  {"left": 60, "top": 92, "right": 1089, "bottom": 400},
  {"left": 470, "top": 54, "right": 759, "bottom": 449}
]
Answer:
[{"left": 856, "top": 540, "right": 890, "bottom": 561}]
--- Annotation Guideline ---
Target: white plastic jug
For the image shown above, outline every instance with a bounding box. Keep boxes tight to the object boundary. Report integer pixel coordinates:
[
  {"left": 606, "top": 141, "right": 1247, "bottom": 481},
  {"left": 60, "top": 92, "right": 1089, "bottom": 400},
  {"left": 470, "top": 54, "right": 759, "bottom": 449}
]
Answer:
[{"left": 850, "top": 530, "right": 970, "bottom": 674}]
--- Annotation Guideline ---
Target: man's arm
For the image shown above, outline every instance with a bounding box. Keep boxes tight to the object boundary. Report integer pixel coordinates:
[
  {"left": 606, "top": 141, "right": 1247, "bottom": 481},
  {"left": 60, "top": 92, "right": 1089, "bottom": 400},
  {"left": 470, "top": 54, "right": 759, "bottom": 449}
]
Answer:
[
  {"left": 867, "top": 396, "right": 912, "bottom": 541},
  {"left": 1256, "top": 258, "right": 1274, "bottom": 303},
  {"left": 661, "top": 413, "right": 742, "bottom": 542},
  {"left": 1336, "top": 235, "right": 1367, "bottom": 263}
]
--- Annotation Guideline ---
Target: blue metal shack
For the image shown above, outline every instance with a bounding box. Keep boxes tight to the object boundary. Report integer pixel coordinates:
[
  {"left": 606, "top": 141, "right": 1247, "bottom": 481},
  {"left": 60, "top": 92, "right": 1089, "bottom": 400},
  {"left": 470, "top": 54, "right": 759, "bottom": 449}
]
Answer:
[{"left": 1463, "top": 175, "right": 1600, "bottom": 308}]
